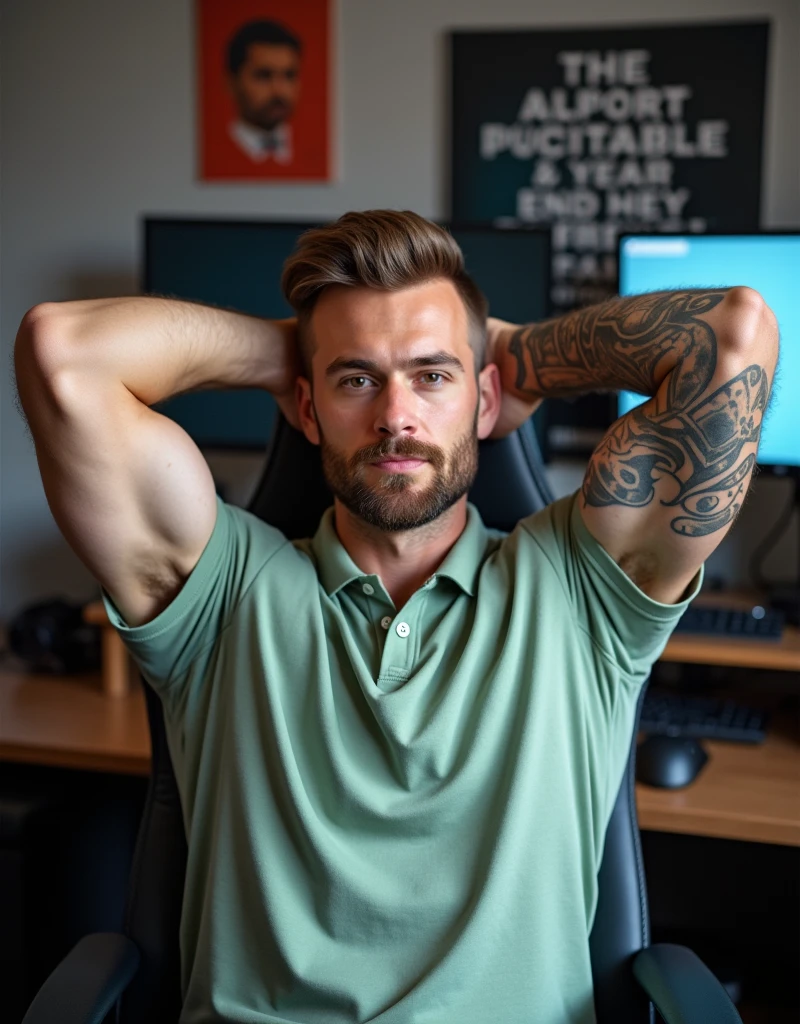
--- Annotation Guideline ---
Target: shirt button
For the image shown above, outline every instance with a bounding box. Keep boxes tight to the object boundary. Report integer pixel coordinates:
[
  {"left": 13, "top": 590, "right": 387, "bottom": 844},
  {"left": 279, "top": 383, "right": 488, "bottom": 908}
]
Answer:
[
  {"left": 380, "top": 616, "right": 392, "bottom": 630},
  {"left": 396, "top": 621, "right": 411, "bottom": 638},
  {"left": 362, "top": 582, "right": 374, "bottom": 595}
]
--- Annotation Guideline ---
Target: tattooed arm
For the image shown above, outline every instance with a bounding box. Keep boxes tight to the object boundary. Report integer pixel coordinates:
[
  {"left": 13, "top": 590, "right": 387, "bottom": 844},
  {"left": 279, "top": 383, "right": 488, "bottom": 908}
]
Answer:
[{"left": 490, "top": 288, "right": 779, "bottom": 603}]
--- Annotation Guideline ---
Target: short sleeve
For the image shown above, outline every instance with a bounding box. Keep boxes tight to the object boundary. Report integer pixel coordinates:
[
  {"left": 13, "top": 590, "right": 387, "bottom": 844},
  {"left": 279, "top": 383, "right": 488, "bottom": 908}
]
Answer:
[
  {"left": 521, "top": 491, "right": 703, "bottom": 681},
  {"left": 100, "top": 494, "right": 289, "bottom": 695}
]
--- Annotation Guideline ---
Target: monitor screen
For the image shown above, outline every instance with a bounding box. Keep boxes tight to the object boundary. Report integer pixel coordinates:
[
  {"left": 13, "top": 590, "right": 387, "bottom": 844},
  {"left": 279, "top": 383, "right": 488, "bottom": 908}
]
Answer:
[
  {"left": 143, "top": 218, "right": 551, "bottom": 449},
  {"left": 617, "top": 234, "right": 800, "bottom": 471}
]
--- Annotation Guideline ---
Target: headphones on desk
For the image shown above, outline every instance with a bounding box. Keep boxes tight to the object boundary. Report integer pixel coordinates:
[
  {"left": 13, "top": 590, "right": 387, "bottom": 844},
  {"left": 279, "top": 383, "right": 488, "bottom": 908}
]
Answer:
[{"left": 6, "top": 597, "right": 102, "bottom": 674}]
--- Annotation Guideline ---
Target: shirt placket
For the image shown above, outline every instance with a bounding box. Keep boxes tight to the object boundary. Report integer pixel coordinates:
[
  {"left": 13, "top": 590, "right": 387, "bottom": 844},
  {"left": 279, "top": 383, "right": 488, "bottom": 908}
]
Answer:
[{"left": 351, "top": 576, "right": 435, "bottom": 692}]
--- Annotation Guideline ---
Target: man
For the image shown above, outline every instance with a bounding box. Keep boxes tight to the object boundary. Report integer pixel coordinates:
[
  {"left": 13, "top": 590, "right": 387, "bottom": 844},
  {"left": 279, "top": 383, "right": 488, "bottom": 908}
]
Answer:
[
  {"left": 14, "top": 211, "right": 777, "bottom": 1023},
  {"left": 227, "top": 19, "right": 302, "bottom": 164}
]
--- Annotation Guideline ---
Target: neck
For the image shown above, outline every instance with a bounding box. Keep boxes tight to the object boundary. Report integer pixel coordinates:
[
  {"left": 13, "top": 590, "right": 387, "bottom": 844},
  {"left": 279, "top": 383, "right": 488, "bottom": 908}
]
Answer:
[{"left": 332, "top": 497, "right": 468, "bottom": 609}]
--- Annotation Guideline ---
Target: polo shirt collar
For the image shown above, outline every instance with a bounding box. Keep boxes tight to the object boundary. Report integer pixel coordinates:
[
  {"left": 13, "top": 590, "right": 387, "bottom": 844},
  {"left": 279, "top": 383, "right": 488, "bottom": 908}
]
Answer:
[{"left": 311, "top": 503, "right": 490, "bottom": 599}]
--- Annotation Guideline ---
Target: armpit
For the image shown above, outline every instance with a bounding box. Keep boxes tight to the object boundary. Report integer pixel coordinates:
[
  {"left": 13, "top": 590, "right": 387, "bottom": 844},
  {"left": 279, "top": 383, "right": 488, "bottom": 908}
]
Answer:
[{"left": 617, "top": 549, "right": 659, "bottom": 591}]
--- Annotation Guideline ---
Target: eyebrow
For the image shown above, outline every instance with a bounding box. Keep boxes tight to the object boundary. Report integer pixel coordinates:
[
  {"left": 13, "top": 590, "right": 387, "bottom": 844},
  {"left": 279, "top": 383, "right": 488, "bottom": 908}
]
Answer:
[{"left": 324, "top": 351, "right": 465, "bottom": 378}]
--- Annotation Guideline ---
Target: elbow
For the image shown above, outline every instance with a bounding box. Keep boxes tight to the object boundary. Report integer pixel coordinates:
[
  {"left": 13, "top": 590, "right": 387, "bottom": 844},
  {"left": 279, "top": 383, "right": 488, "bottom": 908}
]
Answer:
[
  {"left": 15, "top": 302, "right": 73, "bottom": 380},
  {"left": 720, "top": 287, "right": 779, "bottom": 364},
  {"left": 18, "top": 301, "right": 60, "bottom": 339}
]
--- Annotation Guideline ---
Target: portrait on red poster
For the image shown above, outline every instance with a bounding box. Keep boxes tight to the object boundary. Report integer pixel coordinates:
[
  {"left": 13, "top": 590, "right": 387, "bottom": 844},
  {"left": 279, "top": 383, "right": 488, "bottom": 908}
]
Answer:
[{"left": 197, "top": 0, "right": 332, "bottom": 181}]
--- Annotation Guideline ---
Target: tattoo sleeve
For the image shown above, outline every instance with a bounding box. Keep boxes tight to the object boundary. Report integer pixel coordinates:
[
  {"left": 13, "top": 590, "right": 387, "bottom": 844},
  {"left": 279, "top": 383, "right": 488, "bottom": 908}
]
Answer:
[{"left": 508, "top": 291, "right": 771, "bottom": 538}]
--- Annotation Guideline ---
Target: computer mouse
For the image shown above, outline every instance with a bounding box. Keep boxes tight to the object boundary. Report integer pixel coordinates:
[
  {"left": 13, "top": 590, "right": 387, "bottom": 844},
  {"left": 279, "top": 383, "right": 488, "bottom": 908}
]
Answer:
[{"left": 635, "top": 734, "right": 709, "bottom": 789}]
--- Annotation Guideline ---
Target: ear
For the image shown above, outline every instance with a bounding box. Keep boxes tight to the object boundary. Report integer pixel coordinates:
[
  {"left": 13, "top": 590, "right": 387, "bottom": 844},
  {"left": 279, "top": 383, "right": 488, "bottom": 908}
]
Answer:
[
  {"left": 476, "top": 362, "right": 502, "bottom": 440},
  {"left": 296, "top": 376, "right": 320, "bottom": 446}
]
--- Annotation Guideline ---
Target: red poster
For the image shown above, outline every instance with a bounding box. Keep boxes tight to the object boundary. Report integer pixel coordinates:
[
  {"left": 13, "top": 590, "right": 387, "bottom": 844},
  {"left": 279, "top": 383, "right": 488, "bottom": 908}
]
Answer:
[{"left": 197, "top": 0, "right": 332, "bottom": 181}]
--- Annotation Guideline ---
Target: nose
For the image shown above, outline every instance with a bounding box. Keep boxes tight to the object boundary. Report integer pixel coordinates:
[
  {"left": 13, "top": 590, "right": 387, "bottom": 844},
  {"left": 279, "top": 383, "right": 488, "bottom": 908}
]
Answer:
[{"left": 374, "top": 377, "right": 418, "bottom": 437}]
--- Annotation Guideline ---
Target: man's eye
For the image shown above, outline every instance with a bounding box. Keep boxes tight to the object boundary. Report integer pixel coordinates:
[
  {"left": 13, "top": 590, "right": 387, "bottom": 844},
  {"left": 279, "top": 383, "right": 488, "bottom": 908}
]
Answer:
[
  {"left": 344, "top": 376, "right": 371, "bottom": 389},
  {"left": 421, "top": 372, "right": 445, "bottom": 385}
]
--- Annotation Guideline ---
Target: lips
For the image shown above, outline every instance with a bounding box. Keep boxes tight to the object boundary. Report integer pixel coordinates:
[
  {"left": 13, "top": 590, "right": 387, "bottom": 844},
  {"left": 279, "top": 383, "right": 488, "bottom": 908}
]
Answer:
[{"left": 372, "top": 457, "right": 427, "bottom": 472}]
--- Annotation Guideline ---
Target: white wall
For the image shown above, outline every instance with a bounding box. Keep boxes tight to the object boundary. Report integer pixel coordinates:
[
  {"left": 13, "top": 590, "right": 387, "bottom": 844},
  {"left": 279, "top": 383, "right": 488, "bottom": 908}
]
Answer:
[{"left": 2, "top": 0, "right": 798, "bottom": 622}]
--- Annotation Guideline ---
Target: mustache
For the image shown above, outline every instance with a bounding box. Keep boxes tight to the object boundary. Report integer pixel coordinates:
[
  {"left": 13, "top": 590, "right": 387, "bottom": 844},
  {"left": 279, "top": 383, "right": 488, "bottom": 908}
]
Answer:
[{"left": 350, "top": 437, "right": 446, "bottom": 470}]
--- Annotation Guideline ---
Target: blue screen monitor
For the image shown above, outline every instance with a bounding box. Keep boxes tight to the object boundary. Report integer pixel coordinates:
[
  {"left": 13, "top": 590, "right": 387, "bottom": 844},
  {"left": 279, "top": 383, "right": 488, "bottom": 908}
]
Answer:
[
  {"left": 617, "top": 233, "right": 800, "bottom": 473},
  {"left": 143, "top": 218, "right": 551, "bottom": 450}
]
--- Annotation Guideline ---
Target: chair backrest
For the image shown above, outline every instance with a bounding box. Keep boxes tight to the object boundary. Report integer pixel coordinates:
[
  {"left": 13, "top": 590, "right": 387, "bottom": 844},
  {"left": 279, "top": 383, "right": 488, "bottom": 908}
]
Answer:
[{"left": 118, "top": 415, "right": 653, "bottom": 1024}]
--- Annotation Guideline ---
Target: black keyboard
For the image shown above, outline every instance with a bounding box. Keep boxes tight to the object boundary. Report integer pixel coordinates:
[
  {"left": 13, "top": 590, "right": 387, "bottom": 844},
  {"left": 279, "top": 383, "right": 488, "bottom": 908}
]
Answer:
[
  {"left": 640, "top": 688, "right": 769, "bottom": 744},
  {"left": 673, "top": 604, "right": 785, "bottom": 641}
]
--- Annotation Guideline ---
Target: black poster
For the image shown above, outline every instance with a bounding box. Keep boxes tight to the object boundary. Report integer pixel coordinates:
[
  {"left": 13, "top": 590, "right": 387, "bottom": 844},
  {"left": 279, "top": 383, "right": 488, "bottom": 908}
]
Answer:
[{"left": 451, "top": 21, "right": 769, "bottom": 314}]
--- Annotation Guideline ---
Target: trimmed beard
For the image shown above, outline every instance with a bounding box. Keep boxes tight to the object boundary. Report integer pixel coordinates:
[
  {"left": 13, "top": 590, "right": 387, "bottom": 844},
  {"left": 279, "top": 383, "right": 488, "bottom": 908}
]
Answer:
[{"left": 318, "top": 404, "right": 480, "bottom": 532}]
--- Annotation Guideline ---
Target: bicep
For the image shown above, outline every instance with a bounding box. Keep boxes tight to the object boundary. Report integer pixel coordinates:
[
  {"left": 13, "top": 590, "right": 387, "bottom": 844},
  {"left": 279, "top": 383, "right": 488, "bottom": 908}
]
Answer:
[
  {"left": 579, "top": 291, "right": 778, "bottom": 604},
  {"left": 18, "top": 356, "right": 218, "bottom": 628}
]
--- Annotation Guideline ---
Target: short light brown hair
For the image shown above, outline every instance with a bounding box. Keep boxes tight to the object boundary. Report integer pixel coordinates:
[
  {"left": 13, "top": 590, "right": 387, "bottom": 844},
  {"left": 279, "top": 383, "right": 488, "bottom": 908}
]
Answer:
[{"left": 281, "top": 210, "right": 488, "bottom": 377}]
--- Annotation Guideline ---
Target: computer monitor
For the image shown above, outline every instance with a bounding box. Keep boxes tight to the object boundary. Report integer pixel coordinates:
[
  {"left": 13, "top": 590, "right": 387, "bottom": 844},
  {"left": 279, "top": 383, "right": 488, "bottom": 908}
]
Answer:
[
  {"left": 617, "top": 233, "right": 800, "bottom": 475},
  {"left": 142, "top": 218, "right": 551, "bottom": 450}
]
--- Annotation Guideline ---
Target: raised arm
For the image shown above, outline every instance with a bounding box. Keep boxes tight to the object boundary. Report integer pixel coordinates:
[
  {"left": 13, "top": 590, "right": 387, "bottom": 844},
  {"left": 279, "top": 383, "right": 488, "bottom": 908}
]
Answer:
[
  {"left": 490, "top": 288, "right": 780, "bottom": 603},
  {"left": 14, "top": 297, "right": 300, "bottom": 627}
]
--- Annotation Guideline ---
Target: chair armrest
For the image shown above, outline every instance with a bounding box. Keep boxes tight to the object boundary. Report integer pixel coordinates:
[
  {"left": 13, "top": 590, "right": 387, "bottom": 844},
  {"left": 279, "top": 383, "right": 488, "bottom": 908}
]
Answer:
[
  {"left": 633, "top": 942, "right": 742, "bottom": 1023},
  {"left": 22, "top": 932, "right": 140, "bottom": 1024}
]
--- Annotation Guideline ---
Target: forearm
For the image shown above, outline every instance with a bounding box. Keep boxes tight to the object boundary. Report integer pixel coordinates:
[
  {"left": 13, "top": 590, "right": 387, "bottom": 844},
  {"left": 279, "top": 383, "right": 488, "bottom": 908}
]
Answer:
[
  {"left": 17, "top": 297, "right": 296, "bottom": 407},
  {"left": 495, "top": 288, "right": 752, "bottom": 403}
]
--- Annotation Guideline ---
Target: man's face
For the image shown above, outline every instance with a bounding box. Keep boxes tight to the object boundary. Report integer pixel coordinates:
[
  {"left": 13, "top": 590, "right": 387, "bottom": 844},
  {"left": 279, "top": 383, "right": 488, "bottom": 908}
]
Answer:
[
  {"left": 296, "top": 279, "right": 501, "bottom": 532},
  {"left": 230, "top": 43, "right": 300, "bottom": 131}
]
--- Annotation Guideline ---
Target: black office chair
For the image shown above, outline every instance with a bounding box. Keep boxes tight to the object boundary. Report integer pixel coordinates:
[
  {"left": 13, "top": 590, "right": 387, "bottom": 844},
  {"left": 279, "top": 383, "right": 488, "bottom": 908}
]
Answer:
[{"left": 21, "top": 415, "right": 743, "bottom": 1024}]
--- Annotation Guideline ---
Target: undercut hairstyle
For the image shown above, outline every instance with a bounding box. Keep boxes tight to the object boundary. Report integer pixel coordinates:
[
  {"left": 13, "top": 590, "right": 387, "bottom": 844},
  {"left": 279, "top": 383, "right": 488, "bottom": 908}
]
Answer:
[
  {"left": 227, "top": 20, "right": 302, "bottom": 76},
  {"left": 280, "top": 210, "right": 489, "bottom": 378}
]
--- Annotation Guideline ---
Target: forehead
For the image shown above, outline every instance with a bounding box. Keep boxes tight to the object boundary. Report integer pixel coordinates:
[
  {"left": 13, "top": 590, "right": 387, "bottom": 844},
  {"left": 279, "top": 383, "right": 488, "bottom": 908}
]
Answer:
[
  {"left": 310, "top": 279, "right": 470, "bottom": 362},
  {"left": 243, "top": 43, "right": 299, "bottom": 71}
]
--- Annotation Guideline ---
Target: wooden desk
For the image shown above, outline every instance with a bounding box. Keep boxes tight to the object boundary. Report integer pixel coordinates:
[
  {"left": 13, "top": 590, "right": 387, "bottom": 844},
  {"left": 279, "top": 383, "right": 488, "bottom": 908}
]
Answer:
[
  {"left": 651, "top": 596, "right": 800, "bottom": 846},
  {"left": 0, "top": 667, "right": 150, "bottom": 776},
  {"left": 1, "top": 659, "right": 798, "bottom": 846},
  {"left": 636, "top": 707, "right": 800, "bottom": 848}
]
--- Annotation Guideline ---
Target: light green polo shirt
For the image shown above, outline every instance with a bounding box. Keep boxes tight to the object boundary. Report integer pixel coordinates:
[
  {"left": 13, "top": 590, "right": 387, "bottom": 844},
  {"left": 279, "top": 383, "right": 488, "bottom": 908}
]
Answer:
[{"left": 102, "top": 491, "right": 701, "bottom": 1024}]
